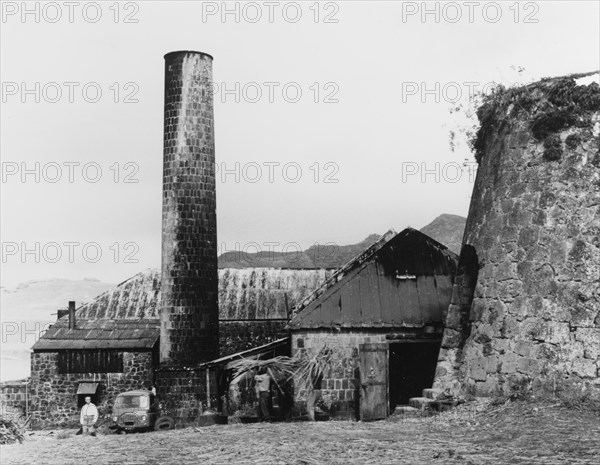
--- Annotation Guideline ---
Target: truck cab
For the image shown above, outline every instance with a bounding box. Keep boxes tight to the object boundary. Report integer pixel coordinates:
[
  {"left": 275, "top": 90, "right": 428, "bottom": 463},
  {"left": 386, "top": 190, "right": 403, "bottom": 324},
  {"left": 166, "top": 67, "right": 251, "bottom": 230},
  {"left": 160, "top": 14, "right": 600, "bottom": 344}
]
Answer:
[{"left": 112, "top": 390, "right": 158, "bottom": 431}]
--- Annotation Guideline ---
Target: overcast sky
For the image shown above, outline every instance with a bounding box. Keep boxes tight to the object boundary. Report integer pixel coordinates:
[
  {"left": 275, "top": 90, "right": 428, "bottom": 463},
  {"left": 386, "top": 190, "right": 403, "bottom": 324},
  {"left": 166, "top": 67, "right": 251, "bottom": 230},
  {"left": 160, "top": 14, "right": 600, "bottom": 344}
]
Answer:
[{"left": 1, "top": 1, "right": 598, "bottom": 288}]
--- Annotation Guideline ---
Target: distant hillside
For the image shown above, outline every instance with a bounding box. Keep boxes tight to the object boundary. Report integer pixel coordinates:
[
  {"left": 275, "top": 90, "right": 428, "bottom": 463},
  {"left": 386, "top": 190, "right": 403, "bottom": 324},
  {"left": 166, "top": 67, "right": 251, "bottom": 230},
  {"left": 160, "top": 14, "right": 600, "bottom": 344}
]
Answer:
[
  {"left": 218, "top": 233, "right": 382, "bottom": 269},
  {"left": 419, "top": 214, "right": 466, "bottom": 255},
  {"left": 218, "top": 214, "right": 466, "bottom": 268}
]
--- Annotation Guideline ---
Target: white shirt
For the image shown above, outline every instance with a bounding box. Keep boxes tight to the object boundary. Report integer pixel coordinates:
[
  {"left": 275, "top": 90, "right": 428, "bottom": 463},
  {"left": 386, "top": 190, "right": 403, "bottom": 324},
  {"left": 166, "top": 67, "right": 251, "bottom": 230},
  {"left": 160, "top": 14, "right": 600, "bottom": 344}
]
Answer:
[{"left": 80, "top": 403, "right": 99, "bottom": 425}]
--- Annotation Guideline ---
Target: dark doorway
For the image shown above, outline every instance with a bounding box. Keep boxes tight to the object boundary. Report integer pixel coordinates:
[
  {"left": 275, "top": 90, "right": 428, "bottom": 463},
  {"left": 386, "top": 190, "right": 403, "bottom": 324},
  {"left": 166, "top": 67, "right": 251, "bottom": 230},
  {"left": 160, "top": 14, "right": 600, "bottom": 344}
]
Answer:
[
  {"left": 77, "top": 393, "right": 100, "bottom": 408},
  {"left": 389, "top": 341, "right": 441, "bottom": 409}
]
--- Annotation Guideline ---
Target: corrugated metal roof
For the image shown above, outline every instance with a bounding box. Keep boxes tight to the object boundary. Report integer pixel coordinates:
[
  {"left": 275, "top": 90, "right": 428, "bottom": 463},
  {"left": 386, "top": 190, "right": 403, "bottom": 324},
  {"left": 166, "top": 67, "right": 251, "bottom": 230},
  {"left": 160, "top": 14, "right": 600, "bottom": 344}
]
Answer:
[
  {"left": 74, "top": 268, "right": 332, "bottom": 321},
  {"left": 199, "top": 337, "right": 290, "bottom": 368},
  {"left": 218, "top": 269, "right": 334, "bottom": 320},
  {"left": 288, "top": 228, "right": 458, "bottom": 330},
  {"left": 32, "top": 319, "right": 159, "bottom": 351},
  {"left": 33, "top": 268, "right": 331, "bottom": 351}
]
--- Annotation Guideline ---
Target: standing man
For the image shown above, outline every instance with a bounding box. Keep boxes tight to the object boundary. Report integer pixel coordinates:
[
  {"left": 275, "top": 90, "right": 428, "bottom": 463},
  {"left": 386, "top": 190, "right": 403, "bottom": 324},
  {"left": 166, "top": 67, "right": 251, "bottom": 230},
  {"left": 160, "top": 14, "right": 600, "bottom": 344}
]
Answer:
[
  {"left": 78, "top": 396, "right": 98, "bottom": 436},
  {"left": 254, "top": 367, "right": 271, "bottom": 421}
]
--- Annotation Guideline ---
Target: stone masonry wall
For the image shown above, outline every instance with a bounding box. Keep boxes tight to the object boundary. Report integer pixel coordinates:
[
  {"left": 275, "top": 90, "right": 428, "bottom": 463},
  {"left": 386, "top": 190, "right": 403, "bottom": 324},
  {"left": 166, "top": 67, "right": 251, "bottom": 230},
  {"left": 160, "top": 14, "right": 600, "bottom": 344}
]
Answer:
[
  {"left": 0, "top": 379, "right": 29, "bottom": 419},
  {"left": 291, "top": 331, "right": 393, "bottom": 420},
  {"left": 154, "top": 367, "right": 218, "bottom": 427},
  {"left": 29, "top": 351, "right": 154, "bottom": 428},
  {"left": 435, "top": 74, "right": 600, "bottom": 399},
  {"left": 219, "top": 320, "right": 288, "bottom": 356},
  {"left": 160, "top": 50, "right": 219, "bottom": 366}
]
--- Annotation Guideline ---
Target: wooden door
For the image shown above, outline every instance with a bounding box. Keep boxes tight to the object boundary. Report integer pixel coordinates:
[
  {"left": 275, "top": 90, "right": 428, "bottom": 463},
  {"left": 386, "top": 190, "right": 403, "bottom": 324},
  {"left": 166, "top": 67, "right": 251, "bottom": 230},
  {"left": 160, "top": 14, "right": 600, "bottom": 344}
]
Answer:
[{"left": 359, "top": 343, "right": 389, "bottom": 421}]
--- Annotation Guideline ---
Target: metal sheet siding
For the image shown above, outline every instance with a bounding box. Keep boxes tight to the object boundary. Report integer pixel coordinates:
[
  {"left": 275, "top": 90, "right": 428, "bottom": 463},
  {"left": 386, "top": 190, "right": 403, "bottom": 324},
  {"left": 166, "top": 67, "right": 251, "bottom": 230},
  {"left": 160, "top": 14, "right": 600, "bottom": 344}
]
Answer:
[
  {"left": 377, "top": 265, "right": 395, "bottom": 327},
  {"left": 366, "top": 263, "right": 383, "bottom": 326},
  {"left": 434, "top": 275, "right": 454, "bottom": 312},
  {"left": 289, "top": 228, "right": 458, "bottom": 330},
  {"left": 397, "top": 280, "right": 420, "bottom": 325},
  {"left": 417, "top": 276, "right": 440, "bottom": 323}
]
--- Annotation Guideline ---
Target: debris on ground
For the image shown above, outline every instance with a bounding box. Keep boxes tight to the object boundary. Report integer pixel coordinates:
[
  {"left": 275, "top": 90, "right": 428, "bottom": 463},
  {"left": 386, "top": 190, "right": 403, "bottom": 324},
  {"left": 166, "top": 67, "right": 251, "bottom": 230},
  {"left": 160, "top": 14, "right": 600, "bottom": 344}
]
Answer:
[{"left": 0, "top": 417, "right": 28, "bottom": 445}]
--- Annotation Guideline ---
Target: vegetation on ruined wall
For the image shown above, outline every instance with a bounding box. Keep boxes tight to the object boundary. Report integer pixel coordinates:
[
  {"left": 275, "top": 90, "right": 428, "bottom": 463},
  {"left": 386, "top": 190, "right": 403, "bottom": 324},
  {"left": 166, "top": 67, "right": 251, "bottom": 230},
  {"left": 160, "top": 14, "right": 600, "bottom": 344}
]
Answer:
[{"left": 470, "top": 72, "right": 600, "bottom": 163}]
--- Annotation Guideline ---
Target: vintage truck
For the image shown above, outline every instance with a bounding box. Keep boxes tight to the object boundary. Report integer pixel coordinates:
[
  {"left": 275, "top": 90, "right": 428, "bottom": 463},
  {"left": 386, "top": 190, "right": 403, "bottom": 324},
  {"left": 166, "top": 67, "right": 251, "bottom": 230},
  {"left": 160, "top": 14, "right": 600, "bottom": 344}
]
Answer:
[{"left": 111, "top": 390, "right": 174, "bottom": 432}]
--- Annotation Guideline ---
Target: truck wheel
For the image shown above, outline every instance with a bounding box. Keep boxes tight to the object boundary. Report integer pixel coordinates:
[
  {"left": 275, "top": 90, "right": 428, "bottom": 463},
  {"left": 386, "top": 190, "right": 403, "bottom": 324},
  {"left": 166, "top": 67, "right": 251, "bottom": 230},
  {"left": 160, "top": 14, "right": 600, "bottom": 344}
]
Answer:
[{"left": 154, "top": 416, "right": 175, "bottom": 431}]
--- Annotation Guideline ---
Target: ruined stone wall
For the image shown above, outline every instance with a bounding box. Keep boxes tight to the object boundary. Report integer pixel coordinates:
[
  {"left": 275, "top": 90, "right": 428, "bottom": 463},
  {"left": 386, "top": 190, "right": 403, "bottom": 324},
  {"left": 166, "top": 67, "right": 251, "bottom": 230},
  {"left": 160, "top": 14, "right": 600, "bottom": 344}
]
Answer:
[
  {"left": 219, "top": 320, "right": 288, "bottom": 356},
  {"left": 160, "top": 50, "right": 218, "bottom": 366},
  {"left": 29, "top": 351, "right": 154, "bottom": 427},
  {"left": 436, "top": 74, "right": 600, "bottom": 398},
  {"left": 0, "top": 379, "right": 28, "bottom": 419},
  {"left": 153, "top": 367, "right": 217, "bottom": 427}
]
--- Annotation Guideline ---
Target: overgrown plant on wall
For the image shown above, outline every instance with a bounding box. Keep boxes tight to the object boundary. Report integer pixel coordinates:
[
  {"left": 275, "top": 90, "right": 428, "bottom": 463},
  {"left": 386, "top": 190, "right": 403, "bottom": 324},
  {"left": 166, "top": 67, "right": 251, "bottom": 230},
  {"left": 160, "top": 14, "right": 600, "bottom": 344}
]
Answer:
[{"left": 446, "top": 65, "right": 531, "bottom": 160}]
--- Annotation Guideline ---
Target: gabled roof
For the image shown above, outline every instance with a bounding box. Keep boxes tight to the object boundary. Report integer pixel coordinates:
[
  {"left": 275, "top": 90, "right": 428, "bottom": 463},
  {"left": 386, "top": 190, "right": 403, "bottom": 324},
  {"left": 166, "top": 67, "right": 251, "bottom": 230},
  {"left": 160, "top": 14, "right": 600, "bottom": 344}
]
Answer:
[
  {"left": 291, "top": 229, "right": 399, "bottom": 314},
  {"left": 31, "top": 318, "right": 159, "bottom": 351},
  {"left": 288, "top": 228, "right": 458, "bottom": 330}
]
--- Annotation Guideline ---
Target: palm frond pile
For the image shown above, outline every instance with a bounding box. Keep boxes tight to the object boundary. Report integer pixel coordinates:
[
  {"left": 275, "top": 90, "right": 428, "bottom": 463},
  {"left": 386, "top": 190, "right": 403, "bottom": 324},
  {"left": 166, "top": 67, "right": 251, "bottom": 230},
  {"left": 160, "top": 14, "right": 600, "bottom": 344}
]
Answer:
[
  {"left": 225, "top": 345, "right": 335, "bottom": 395},
  {"left": 293, "top": 346, "right": 333, "bottom": 393},
  {"left": 227, "top": 356, "right": 297, "bottom": 392},
  {"left": 0, "top": 417, "right": 26, "bottom": 445}
]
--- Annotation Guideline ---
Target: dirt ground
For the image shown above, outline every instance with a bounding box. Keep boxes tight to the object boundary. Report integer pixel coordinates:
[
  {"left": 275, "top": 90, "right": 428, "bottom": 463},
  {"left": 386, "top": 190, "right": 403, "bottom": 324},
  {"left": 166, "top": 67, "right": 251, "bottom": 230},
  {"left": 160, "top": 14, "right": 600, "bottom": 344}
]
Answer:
[{"left": 2, "top": 400, "right": 599, "bottom": 465}]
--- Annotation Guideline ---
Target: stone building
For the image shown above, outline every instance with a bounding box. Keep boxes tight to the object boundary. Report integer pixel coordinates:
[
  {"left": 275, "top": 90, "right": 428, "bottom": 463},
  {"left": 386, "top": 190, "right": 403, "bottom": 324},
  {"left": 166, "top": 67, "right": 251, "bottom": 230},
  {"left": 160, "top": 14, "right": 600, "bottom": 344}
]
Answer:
[
  {"left": 289, "top": 228, "right": 458, "bottom": 420},
  {"left": 24, "top": 267, "right": 330, "bottom": 426},
  {"left": 435, "top": 73, "right": 600, "bottom": 399},
  {"left": 29, "top": 302, "right": 158, "bottom": 426}
]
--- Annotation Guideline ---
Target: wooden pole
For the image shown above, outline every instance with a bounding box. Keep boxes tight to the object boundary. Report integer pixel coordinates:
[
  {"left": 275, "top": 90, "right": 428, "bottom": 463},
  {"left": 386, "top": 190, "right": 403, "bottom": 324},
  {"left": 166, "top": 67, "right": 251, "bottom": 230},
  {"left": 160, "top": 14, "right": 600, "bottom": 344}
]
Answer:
[{"left": 205, "top": 369, "right": 211, "bottom": 411}]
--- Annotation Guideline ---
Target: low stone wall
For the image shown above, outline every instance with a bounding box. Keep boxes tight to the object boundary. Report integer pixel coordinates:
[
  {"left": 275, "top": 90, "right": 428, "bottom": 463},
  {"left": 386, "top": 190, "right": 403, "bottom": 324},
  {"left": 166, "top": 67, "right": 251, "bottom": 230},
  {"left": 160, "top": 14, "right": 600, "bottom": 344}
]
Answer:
[
  {"left": 29, "top": 351, "right": 154, "bottom": 428},
  {"left": 0, "top": 379, "right": 29, "bottom": 419},
  {"left": 154, "top": 367, "right": 218, "bottom": 427},
  {"left": 219, "top": 320, "right": 288, "bottom": 356}
]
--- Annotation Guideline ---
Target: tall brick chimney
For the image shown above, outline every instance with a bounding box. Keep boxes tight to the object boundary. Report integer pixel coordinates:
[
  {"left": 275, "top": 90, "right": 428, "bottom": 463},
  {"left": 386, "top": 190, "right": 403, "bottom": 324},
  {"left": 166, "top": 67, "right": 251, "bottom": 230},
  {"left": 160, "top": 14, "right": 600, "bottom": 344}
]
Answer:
[{"left": 160, "top": 51, "right": 219, "bottom": 366}]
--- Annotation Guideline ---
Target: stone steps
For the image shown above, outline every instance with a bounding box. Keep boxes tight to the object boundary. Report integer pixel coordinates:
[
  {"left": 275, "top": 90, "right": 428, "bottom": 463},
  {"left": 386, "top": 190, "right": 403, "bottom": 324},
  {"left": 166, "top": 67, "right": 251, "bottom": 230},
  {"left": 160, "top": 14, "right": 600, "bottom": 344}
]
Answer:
[
  {"left": 393, "top": 405, "right": 420, "bottom": 416},
  {"left": 408, "top": 387, "right": 460, "bottom": 413},
  {"left": 422, "top": 388, "right": 443, "bottom": 400},
  {"left": 408, "top": 397, "right": 435, "bottom": 410},
  {"left": 400, "top": 388, "right": 460, "bottom": 415}
]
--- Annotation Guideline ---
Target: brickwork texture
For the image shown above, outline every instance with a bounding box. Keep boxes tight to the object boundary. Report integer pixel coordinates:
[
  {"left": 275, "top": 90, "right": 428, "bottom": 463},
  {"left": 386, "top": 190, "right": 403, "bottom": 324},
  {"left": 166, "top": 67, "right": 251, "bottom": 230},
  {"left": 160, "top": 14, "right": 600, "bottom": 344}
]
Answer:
[
  {"left": 154, "top": 367, "right": 218, "bottom": 426},
  {"left": 160, "top": 51, "right": 219, "bottom": 366}
]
